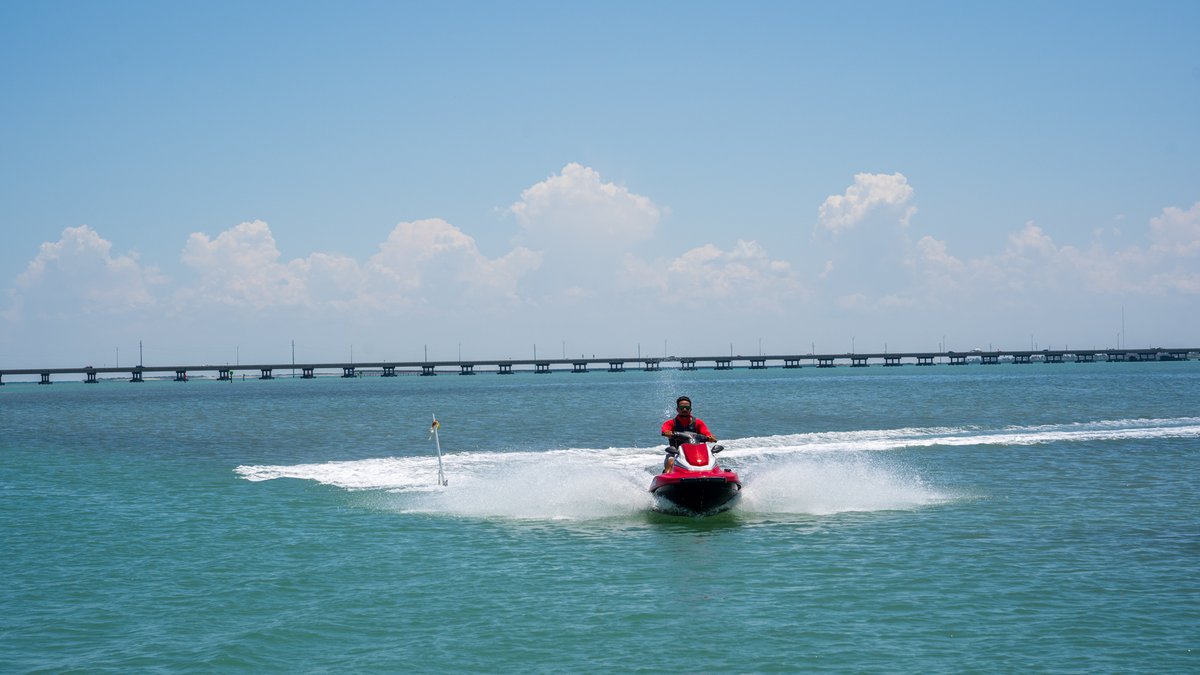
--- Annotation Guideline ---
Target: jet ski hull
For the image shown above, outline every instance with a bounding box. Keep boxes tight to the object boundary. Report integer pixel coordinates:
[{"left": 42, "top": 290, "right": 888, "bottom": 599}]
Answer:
[{"left": 650, "top": 472, "right": 741, "bottom": 514}]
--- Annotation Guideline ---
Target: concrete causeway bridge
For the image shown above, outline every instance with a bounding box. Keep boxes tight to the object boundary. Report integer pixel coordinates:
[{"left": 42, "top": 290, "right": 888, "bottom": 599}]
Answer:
[{"left": 2, "top": 347, "right": 1196, "bottom": 384}]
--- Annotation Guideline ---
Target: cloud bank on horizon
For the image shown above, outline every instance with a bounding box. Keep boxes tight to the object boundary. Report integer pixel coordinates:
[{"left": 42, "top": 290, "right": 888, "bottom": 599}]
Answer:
[{"left": 4, "top": 162, "right": 1198, "bottom": 365}]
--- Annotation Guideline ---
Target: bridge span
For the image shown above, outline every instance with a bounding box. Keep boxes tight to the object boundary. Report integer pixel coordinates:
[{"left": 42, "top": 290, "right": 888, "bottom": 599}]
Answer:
[{"left": 2, "top": 347, "right": 1196, "bottom": 384}]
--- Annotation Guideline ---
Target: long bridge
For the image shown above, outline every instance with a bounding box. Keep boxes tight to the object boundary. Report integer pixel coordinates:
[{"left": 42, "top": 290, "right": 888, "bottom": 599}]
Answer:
[{"left": 2, "top": 347, "right": 1196, "bottom": 384}]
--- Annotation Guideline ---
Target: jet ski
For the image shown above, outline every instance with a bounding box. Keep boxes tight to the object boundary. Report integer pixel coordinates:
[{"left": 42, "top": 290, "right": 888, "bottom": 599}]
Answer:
[{"left": 650, "top": 431, "right": 741, "bottom": 515}]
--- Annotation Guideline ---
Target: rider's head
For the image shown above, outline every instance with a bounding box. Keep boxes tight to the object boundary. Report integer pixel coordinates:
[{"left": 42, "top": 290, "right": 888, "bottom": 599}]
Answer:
[{"left": 676, "top": 396, "right": 692, "bottom": 417}]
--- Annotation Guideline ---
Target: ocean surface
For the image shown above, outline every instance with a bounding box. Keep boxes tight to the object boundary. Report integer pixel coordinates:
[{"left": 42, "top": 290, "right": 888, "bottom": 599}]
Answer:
[{"left": 3, "top": 362, "right": 1198, "bottom": 672}]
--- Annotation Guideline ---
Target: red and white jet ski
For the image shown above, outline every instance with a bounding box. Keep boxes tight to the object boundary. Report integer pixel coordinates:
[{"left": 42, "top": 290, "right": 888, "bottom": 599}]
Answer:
[{"left": 650, "top": 431, "right": 741, "bottom": 515}]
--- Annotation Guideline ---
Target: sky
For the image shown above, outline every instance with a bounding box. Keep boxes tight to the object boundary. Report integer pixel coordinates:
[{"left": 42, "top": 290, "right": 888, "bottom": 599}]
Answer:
[{"left": 2, "top": 1, "right": 1198, "bottom": 369}]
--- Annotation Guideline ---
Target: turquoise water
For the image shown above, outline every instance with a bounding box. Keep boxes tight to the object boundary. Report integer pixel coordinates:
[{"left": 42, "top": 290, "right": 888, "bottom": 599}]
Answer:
[{"left": 3, "top": 364, "right": 1198, "bottom": 672}]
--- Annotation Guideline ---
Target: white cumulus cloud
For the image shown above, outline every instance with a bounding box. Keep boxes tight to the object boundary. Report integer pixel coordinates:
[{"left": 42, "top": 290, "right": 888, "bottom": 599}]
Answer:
[
  {"left": 817, "top": 172, "right": 917, "bottom": 233},
  {"left": 6, "top": 225, "right": 163, "bottom": 319},
  {"left": 620, "top": 239, "right": 802, "bottom": 310},
  {"left": 175, "top": 218, "right": 542, "bottom": 313},
  {"left": 1148, "top": 201, "right": 1200, "bottom": 257},
  {"left": 367, "top": 218, "right": 541, "bottom": 305},
  {"left": 911, "top": 204, "right": 1200, "bottom": 300},
  {"left": 179, "top": 220, "right": 312, "bottom": 309},
  {"left": 509, "top": 163, "right": 662, "bottom": 245},
  {"left": 915, "top": 235, "right": 964, "bottom": 272}
]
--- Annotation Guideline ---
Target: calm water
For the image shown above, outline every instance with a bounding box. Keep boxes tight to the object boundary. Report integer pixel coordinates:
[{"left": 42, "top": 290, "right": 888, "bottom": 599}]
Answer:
[{"left": 3, "top": 363, "right": 1198, "bottom": 672}]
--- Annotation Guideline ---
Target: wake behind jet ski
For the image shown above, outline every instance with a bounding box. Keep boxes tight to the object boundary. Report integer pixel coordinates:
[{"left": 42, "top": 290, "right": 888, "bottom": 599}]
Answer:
[{"left": 650, "top": 431, "right": 742, "bottom": 515}]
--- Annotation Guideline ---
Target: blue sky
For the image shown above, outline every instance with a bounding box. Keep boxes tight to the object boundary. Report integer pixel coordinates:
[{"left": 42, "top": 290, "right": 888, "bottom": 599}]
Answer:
[{"left": 2, "top": 1, "right": 1198, "bottom": 368}]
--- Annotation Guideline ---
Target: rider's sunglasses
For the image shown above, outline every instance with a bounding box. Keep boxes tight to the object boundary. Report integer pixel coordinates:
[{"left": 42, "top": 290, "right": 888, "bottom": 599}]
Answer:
[{"left": 677, "top": 405, "right": 691, "bottom": 411}]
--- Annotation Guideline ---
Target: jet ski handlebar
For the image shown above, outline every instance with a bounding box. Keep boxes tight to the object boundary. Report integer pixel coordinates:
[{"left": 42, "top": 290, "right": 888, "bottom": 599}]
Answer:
[{"left": 665, "top": 431, "right": 724, "bottom": 453}]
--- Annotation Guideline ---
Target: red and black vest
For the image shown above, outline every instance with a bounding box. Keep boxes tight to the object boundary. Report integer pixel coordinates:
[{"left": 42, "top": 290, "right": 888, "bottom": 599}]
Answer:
[{"left": 671, "top": 416, "right": 699, "bottom": 433}]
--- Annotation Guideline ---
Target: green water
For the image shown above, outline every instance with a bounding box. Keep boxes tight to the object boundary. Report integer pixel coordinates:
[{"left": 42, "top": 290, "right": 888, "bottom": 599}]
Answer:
[{"left": 3, "top": 364, "right": 1198, "bottom": 672}]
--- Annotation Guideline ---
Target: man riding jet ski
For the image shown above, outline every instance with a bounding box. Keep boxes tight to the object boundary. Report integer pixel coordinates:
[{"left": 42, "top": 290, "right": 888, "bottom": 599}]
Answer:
[{"left": 651, "top": 396, "right": 741, "bottom": 514}]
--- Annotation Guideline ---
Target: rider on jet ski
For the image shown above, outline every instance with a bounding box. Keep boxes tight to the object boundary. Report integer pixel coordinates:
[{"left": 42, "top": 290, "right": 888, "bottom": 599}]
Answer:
[{"left": 660, "top": 396, "right": 717, "bottom": 471}]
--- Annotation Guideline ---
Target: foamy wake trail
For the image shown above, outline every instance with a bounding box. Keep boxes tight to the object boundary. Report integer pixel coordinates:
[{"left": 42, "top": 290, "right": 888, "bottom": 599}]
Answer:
[
  {"left": 234, "top": 417, "right": 1200, "bottom": 520},
  {"left": 736, "top": 416, "right": 1200, "bottom": 456},
  {"left": 237, "top": 449, "right": 658, "bottom": 520}
]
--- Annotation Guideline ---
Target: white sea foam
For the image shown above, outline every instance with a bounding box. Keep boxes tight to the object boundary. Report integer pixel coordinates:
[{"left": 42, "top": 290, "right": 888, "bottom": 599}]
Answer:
[
  {"left": 738, "top": 456, "right": 948, "bottom": 515},
  {"left": 236, "top": 447, "right": 660, "bottom": 519},
  {"left": 405, "top": 458, "right": 652, "bottom": 520},
  {"left": 725, "top": 417, "right": 1200, "bottom": 457},
  {"left": 233, "top": 417, "right": 1200, "bottom": 520}
]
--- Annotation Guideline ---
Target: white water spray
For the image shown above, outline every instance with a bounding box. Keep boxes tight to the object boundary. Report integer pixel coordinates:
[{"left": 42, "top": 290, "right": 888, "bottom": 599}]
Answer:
[{"left": 235, "top": 417, "right": 1200, "bottom": 521}]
